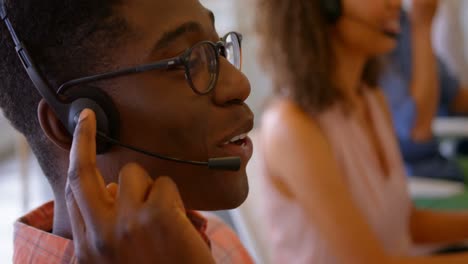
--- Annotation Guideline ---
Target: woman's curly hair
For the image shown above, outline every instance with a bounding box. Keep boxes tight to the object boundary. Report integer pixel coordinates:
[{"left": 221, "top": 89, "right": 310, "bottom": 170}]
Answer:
[{"left": 256, "top": 0, "right": 381, "bottom": 113}]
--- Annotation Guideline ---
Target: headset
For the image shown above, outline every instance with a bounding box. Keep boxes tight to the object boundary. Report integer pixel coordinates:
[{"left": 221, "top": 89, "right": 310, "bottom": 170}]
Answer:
[
  {"left": 319, "top": 0, "right": 400, "bottom": 39},
  {"left": 0, "top": 0, "right": 241, "bottom": 171},
  {"left": 320, "top": 0, "right": 343, "bottom": 24}
]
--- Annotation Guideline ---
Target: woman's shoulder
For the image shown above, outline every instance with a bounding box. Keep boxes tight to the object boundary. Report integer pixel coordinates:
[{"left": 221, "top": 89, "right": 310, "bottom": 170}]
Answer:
[
  {"left": 263, "top": 98, "right": 305, "bottom": 118},
  {"left": 260, "top": 98, "right": 333, "bottom": 165},
  {"left": 261, "top": 98, "right": 322, "bottom": 139},
  {"left": 259, "top": 98, "right": 342, "bottom": 188}
]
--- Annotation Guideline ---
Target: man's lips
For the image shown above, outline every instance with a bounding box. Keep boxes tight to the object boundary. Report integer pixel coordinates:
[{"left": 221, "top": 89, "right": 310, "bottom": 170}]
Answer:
[
  {"left": 218, "top": 118, "right": 254, "bottom": 147},
  {"left": 218, "top": 135, "right": 254, "bottom": 163},
  {"left": 223, "top": 133, "right": 248, "bottom": 145}
]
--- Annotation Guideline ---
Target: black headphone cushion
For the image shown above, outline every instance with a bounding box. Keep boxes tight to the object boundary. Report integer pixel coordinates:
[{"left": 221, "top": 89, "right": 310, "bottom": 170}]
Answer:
[{"left": 65, "top": 85, "right": 120, "bottom": 153}]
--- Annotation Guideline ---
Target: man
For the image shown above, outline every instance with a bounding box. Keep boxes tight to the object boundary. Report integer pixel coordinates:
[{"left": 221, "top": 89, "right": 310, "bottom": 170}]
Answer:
[
  {"left": 380, "top": 0, "right": 468, "bottom": 182},
  {"left": 0, "top": 0, "right": 254, "bottom": 262}
]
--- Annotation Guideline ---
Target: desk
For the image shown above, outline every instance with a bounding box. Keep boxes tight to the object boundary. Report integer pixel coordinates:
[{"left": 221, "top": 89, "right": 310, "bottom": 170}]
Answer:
[
  {"left": 409, "top": 177, "right": 465, "bottom": 198},
  {"left": 433, "top": 117, "right": 468, "bottom": 139},
  {"left": 409, "top": 177, "right": 468, "bottom": 210},
  {"left": 414, "top": 191, "right": 468, "bottom": 210}
]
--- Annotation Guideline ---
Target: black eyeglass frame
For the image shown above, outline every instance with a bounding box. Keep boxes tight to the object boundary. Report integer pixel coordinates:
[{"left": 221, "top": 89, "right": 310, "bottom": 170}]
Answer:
[{"left": 56, "top": 32, "right": 243, "bottom": 98}]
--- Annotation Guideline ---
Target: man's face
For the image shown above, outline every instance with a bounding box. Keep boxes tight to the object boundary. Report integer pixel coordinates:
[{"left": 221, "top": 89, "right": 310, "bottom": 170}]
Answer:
[{"left": 96, "top": 0, "right": 253, "bottom": 210}]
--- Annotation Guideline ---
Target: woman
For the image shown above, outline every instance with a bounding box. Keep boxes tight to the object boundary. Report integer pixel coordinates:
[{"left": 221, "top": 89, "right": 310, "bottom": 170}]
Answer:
[{"left": 257, "top": 0, "right": 468, "bottom": 263}]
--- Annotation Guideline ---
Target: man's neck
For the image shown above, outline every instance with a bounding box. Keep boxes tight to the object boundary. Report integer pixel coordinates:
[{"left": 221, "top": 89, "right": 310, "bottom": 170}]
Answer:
[{"left": 52, "top": 190, "right": 73, "bottom": 239}]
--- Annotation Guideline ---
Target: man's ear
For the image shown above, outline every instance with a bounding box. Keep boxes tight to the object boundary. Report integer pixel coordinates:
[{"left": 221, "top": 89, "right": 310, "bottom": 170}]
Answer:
[{"left": 37, "top": 99, "right": 72, "bottom": 151}]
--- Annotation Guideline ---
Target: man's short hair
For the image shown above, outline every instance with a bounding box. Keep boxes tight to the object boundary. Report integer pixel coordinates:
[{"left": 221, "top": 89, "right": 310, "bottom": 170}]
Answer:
[{"left": 0, "top": 0, "right": 128, "bottom": 184}]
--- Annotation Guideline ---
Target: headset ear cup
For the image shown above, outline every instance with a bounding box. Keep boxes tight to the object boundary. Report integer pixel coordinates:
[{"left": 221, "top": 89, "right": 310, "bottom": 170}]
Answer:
[
  {"left": 320, "top": 0, "right": 342, "bottom": 24},
  {"left": 65, "top": 86, "right": 120, "bottom": 154}
]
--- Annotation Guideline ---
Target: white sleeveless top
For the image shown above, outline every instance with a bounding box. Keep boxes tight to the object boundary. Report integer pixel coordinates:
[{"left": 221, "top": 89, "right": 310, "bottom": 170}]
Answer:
[{"left": 259, "top": 90, "right": 413, "bottom": 263}]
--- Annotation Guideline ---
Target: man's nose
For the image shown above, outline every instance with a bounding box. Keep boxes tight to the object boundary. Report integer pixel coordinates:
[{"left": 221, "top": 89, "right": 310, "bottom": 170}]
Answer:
[{"left": 212, "top": 58, "right": 251, "bottom": 106}]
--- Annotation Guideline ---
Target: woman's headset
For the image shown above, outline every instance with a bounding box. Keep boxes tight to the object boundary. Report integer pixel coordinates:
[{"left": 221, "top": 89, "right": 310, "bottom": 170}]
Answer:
[{"left": 320, "top": 0, "right": 342, "bottom": 24}]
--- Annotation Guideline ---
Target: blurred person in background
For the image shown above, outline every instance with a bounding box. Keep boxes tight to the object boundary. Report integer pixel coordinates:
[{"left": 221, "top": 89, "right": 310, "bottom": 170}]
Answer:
[
  {"left": 257, "top": 0, "right": 468, "bottom": 263},
  {"left": 380, "top": 0, "right": 468, "bottom": 182},
  {"left": 433, "top": 0, "right": 468, "bottom": 85}
]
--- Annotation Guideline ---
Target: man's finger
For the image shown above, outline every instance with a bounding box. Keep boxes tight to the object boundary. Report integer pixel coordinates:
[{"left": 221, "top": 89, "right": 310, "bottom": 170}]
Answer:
[
  {"left": 65, "top": 182, "right": 87, "bottom": 252},
  {"left": 118, "top": 163, "right": 153, "bottom": 213},
  {"left": 106, "top": 183, "right": 119, "bottom": 200},
  {"left": 68, "top": 109, "right": 110, "bottom": 219},
  {"left": 146, "top": 176, "right": 185, "bottom": 213}
]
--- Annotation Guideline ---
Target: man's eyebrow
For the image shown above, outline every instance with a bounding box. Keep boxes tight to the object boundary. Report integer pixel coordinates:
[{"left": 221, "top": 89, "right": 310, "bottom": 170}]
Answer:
[{"left": 152, "top": 22, "right": 203, "bottom": 51}]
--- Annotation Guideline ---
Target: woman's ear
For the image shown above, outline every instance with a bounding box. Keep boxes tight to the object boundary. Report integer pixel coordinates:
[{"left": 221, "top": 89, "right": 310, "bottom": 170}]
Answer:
[{"left": 37, "top": 99, "right": 72, "bottom": 151}]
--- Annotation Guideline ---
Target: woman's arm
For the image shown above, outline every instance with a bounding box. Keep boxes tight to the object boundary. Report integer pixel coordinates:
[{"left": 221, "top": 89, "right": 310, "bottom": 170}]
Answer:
[
  {"left": 373, "top": 91, "right": 468, "bottom": 248},
  {"left": 375, "top": 87, "right": 468, "bottom": 246},
  {"left": 411, "top": 208, "right": 468, "bottom": 245},
  {"left": 261, "top": 100, "right": 468, "bottom": 264}
]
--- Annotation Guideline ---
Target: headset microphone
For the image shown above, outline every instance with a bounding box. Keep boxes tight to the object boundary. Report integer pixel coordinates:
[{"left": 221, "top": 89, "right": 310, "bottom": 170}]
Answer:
[
  {"left": 97, "top": 131, "right": 241, "bottom": 171},
  {"left": 320, "top": 0, "right": 400, "bottom": 40},
  {"left": 346, "top": 15, "right": 400, "bottom": 39},
  {"left": 1, "top": 0, "right": 241, "bottom": 172}
]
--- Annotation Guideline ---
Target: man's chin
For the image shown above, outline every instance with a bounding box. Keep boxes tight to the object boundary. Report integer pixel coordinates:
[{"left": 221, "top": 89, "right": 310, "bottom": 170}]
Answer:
[
  {"left": 191, "top": 196, "right": 248, "bottom": 211},
  {"left": 219, "top": 187, "right": 249, "bottom": 210},
  {"left": 184, "top": 184, "right": 250, "bottom": 211}
]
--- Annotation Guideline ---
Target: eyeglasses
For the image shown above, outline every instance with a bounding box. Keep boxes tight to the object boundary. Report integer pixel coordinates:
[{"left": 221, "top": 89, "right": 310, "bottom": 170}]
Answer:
[{"left": 57, "top": 31, "right": 243, "bottom": 96}]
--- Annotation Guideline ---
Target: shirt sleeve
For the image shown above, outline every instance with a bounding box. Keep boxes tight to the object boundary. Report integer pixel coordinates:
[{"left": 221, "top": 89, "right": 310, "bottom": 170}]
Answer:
[
  {"left": 381, "top": 59, "right": 461, "bottom": 135},
  {"left": 380, "top": 63, "right": 417, "bottom": 141},
  {"left": 379, "top": 55, "right": 444, "bottom": 161}
]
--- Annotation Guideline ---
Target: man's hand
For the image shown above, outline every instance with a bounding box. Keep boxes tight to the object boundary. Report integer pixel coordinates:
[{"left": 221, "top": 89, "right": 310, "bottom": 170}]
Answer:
[
  {"left": 65, "top": 108, "right": 215, "bottom": 264},
  {"left": 411, "top": 0, "right": 439, "bottom": 27}
]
